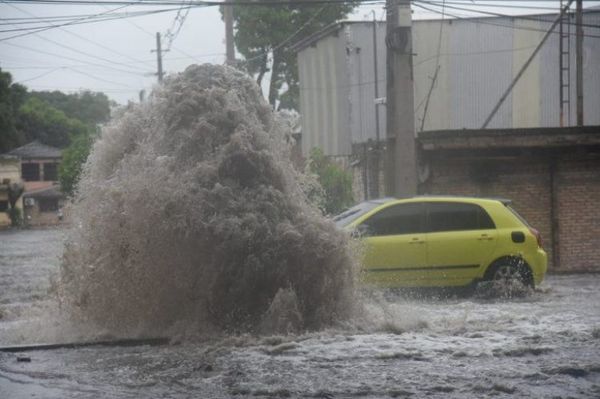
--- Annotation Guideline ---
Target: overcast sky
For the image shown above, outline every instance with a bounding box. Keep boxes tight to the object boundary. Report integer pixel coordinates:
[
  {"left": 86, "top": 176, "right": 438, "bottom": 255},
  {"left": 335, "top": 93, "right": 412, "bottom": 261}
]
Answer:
[{"left": 0, "top": 1, "right": 591, "bottom": 104}]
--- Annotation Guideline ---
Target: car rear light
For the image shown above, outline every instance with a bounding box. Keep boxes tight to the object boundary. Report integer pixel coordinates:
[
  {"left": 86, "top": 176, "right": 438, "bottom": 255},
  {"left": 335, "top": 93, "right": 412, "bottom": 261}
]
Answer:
[{"left": 529, "top": 227, "right": 543, "bottom": 249}]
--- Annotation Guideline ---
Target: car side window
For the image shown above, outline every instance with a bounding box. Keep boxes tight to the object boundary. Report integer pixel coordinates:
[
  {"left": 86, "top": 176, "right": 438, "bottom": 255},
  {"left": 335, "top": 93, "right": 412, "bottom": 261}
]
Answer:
[
  {"left": 427, "top": 202, "right": 496, "bottom": 232},
  {"left": 359, "top": 203, "right": 424, "bottom": 237}
]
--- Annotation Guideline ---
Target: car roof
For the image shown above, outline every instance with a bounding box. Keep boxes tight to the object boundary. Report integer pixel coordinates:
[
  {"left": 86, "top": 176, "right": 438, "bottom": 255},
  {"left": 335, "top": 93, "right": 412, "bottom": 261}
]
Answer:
[{"left": 369, "top": 196, "right": 512, "bottom": 206}]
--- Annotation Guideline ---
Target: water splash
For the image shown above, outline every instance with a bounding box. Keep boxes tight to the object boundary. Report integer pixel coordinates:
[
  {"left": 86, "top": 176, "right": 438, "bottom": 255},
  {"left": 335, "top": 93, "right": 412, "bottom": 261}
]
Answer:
[{"left": 57, "top": 64, "right": 359, "bottom": 337}]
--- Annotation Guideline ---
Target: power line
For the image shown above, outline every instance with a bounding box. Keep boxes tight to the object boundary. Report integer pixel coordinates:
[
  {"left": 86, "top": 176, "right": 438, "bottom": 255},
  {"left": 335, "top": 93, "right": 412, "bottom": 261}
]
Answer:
[
  {"left": 15, "top": 67, "right": 62, "bottom": 83},
  {"left": 1, "top": 52, "right": 225, "bottom": 70},
  {"left": 0, "top": 6, "right": 154, "bottom": 74},
  {"left": 413, "top": 45, "right": 538, "bottom": 67},
  {"left": 0, "top": 0, "right": 387, "bottom": 5},
  {"left": 163, "top": 0, "right": 192, "bottom": 51},
  {"left": 426, "top": 0, "right": 600, "bottom": 12},
  {"left": 0, "top": 0, "right": 130, "bottom": 40},
  {"left": 238, "top": 4, "right": 330, "bottom": 67},
  {"left": 69, "top": 67, "right": 139, "bottom": 88},
  {"left": 0, "top": 6, "right": 200, "bottom": 40},
  {"left": 25, "top": 84, "right": 139, "bottom": 93},
  {"left": 0, "top": 41, "right": 147, "bottom": 76},
  {"left": 413, "top": 1, "right": 600, "bottom": 39},
  {"left": 1, "top": 1, "right": 151, "bottom": 68},
  {"left": 109, "top": 5, "right": 205, "bottom": 63},
  {"left": 420, "top": 0, "right": 600, "bottom": 30}
]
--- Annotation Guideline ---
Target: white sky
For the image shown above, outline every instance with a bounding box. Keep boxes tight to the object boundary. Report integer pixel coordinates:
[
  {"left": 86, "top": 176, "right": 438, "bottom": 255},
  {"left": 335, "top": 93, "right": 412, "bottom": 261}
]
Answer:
[{"left": 0, "top": 1, "right": 594, "bottom": 104}]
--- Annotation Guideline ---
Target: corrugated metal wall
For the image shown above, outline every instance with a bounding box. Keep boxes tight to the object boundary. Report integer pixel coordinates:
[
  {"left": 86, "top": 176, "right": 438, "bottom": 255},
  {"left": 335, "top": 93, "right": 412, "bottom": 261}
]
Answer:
[{"left": 297, "top": 13, "right": 600, "bottom": 156}]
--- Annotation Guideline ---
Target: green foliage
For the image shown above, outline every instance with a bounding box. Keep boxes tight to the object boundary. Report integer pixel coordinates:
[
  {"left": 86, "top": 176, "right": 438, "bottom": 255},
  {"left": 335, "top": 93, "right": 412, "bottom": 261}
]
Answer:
[
  {"left": 7, "top": 206, "right": 22, "bottom": 227},
  {"left": 0, "top": 69, "right": 104, "bottom": 199},
  {"left": 0, "top": 69, "right": 110, "bottom": 153},
  {"left": 308, "top": 148, "right": 353, "bottom": 215},
  {"left": 29, "top": 90, "right": 112, "bottom": 126},
  {"left": 7, "top": 182, "right": 24, "bottom": 209},
  {"left": 16, "top": 97, "right": 90, "bottom": 148},
  {"left": 6, "top": 182, "right": 24, "bottom": 227},
  {"left": 229, "top": 2, "right": 357, "bottom": 109},
  {"left": 59, "top": 132, "right": 93, "bottom": 196},
  {"left": 0, "top": 69, "right": 27, "bottom": 153}
]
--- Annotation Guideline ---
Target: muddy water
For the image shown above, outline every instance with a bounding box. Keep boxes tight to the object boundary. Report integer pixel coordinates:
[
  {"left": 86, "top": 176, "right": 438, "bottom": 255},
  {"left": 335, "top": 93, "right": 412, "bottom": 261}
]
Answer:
[{"left": 1, "top": 229, "right": 599, "bottom": 398}]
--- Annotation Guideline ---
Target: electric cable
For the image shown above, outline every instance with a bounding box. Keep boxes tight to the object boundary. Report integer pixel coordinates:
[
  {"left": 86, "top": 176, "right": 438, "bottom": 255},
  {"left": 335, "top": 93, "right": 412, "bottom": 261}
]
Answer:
[
  {"left": 1, "top": 1, "right": 151, "bottom": 67},
  {"left": 420, "top": 0, "right": 600, "bottom": 30},
  {"left": 413, "top": 1, "right": 600, "bottom": 39}
]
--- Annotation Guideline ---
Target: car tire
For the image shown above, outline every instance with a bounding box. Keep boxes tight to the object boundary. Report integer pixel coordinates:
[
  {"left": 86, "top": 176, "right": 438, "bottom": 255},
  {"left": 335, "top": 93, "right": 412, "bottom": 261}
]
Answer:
[{"left": 483, "top": 257, "right": 534, "bottom": 296}]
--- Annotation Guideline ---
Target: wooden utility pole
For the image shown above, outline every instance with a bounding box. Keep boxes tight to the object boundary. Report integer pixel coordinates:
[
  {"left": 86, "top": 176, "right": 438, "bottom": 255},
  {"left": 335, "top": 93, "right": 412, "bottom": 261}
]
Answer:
[
  {"left": 224, "top": 5, "right": 235, "bottom": 64},
  {"left": 151, "top": 32, "right": 166, "bottom": 82},
  {"left": 385, "top": 0, "right": 417, "bottom": 197},
  {"left": 575, "top": 0, "right": 584, "bottom": 126}
]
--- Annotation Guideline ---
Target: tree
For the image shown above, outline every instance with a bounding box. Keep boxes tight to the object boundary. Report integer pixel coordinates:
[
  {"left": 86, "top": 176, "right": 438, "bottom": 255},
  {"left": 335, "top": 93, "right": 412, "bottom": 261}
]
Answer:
[
  {"left": 229, "top": 1, "right": 356, "bottom": 109},
  {"left": 6, "top": 182, "right": 24, "bottom": 227},
  {"left": 29, "top": 90, "right": 112, "bottom": 126},
  {"left": 16, "top": 97, "right": 89, "bottom": 148},
  {"left": 308, "top": 147, "right": 354, "bottom": 215},
  {"left": 59, "top": 132, "right": 93, "bottom": 196},
  {"left": 0, "top": 69, "right": 27, "bottom": 153}
]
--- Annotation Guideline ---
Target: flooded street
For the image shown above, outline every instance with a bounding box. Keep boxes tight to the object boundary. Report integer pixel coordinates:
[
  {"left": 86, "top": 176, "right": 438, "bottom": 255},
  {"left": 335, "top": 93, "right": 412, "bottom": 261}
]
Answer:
[{"left": 1, "top": 228, "right": 600, "bottom": 398}]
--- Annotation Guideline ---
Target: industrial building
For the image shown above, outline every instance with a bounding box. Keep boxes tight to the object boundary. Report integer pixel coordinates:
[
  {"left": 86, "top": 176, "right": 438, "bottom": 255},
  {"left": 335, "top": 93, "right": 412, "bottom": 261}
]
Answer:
[{"left": 292, "top": 10, "right": 600, "bottom": 156}]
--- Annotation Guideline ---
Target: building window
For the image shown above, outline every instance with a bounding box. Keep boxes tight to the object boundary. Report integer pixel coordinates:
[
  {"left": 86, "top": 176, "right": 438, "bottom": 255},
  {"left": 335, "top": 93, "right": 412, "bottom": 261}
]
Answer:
[
  {"left": 0, "top": 200, "right": 8, "bottom": 212},
  {"left": 39, "top": 198, "right": 59, "bottom": 212},
  {"left": 44, "top": 163, "right": 58, "bottom": 181},
  {"left": 22, "top": 163, "right": 40, "bottom": 181}
]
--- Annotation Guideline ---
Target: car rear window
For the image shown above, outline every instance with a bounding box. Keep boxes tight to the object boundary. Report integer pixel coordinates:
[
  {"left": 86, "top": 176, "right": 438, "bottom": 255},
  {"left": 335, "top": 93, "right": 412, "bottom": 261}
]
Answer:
[
  {"left": 505, "top": 204, "right": 530, "bottom": 227},
  {"left": 426, "top": 202, "right": 495, "bottom": 232}
]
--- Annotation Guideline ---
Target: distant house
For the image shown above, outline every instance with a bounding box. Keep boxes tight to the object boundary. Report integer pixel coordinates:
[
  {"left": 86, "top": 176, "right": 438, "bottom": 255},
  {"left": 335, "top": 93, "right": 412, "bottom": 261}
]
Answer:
[
  {"left": 6, "top": 141, "right": 65, "bottom": 226},
  {"left": 0, "top": 155, "right": 23, "bottom": 227}
]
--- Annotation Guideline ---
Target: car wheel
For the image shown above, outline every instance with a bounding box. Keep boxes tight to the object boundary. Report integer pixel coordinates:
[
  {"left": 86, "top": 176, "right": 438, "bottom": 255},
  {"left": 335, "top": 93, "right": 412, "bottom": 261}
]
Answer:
[{"left": 484, "top": 258, "right": 533, "bottom": 298}]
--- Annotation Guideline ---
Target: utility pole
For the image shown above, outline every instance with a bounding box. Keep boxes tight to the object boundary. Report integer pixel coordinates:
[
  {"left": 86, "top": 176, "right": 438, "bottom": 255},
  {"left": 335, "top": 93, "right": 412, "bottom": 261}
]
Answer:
[
  {"left": 385, "top": 0, "right": 417, "bottom": 197},
  {"left": 151, "top": 32, "right": 167, "bottom": 83},
  {"left": 224, "top": 5, "right": 235, "bottom": 64},
  {"left": 576, "top": 0, "right": 584, "bottom": 126},
  {"left": 371, "top": 10, "right": 381, "bottom": 198}
]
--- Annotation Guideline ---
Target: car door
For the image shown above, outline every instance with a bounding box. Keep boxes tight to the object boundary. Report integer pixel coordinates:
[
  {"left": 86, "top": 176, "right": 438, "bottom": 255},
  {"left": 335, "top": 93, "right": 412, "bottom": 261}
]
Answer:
[
  {"left": 425, "top": 202, "right": 498, "bottom": 285},
  {"left": 357, "top": 203, "right": 428, "bottom": 286}
]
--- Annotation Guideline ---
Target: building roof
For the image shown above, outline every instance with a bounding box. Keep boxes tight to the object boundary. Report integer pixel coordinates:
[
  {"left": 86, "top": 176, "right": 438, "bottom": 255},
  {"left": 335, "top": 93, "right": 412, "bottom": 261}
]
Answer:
[
  {"left": 418, "top": 125, "right": 600, "bottom": 151},
  {"left": 7, "top": 141, "right": 62, "bottom": 160},
  {"left": 23, "top": 185, "right": 63, "bottom": 199},
  {"left": 0, "top": 154, "right": 20, "bottom": 163}
]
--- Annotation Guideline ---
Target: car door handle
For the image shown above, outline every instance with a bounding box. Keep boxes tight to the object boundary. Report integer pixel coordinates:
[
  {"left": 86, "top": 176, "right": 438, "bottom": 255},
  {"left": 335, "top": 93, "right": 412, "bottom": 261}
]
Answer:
[
  {"left": 477, "top": 234, "right": 494, "bottom": 241},
  {"left": 409, "top": 238, "right": 425, "bottom": 244}
]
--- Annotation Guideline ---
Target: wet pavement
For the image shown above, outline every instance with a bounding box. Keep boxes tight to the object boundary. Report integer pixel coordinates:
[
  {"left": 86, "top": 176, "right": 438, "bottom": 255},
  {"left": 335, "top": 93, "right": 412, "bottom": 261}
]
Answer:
[{"left": 1, "top": 229, "right": 599, "bottom": 398}]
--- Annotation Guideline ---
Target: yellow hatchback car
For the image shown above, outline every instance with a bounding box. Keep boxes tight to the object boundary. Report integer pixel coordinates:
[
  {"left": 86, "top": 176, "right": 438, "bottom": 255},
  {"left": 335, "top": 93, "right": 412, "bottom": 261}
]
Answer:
[{"left": 334, "top": 196, "right": 547, "bottom": 289}]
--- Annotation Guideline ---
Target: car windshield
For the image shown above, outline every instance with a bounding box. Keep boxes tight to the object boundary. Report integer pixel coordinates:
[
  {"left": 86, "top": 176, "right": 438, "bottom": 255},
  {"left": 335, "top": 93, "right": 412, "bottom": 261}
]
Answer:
[{"left": 332, "top": 201, "right": 382, "bottom": 227}]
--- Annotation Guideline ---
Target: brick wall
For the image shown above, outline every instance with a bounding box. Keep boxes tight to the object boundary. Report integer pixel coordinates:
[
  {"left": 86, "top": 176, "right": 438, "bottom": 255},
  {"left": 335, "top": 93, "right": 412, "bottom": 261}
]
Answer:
[
  {"left": 340, "top": 147, "right": 599, "bottom": 272},
  {"left": 422, "top": 155, "right": 600, "bottom": 272},
  {"left": 555, "top": 158, "right": 600, "bottom": 271}
]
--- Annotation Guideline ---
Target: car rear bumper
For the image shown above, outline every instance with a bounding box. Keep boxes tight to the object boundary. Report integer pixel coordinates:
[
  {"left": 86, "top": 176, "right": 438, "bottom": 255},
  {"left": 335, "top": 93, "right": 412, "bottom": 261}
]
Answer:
[{"left": 528, "top": 248, "right": 548, "bottom": 286}]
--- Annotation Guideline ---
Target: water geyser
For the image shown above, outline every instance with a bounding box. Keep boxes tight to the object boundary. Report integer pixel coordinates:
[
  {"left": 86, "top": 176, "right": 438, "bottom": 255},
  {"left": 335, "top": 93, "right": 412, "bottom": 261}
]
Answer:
[{"left": 58, "top": 64, "right": 358, "bottom": 337}]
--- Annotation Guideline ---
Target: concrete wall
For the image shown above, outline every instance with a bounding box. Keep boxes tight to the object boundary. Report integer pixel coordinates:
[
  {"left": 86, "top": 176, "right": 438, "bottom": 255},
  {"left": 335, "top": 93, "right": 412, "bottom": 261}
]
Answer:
[{"left": 23, "top": 197, "right": 66, "bottom": 227}]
